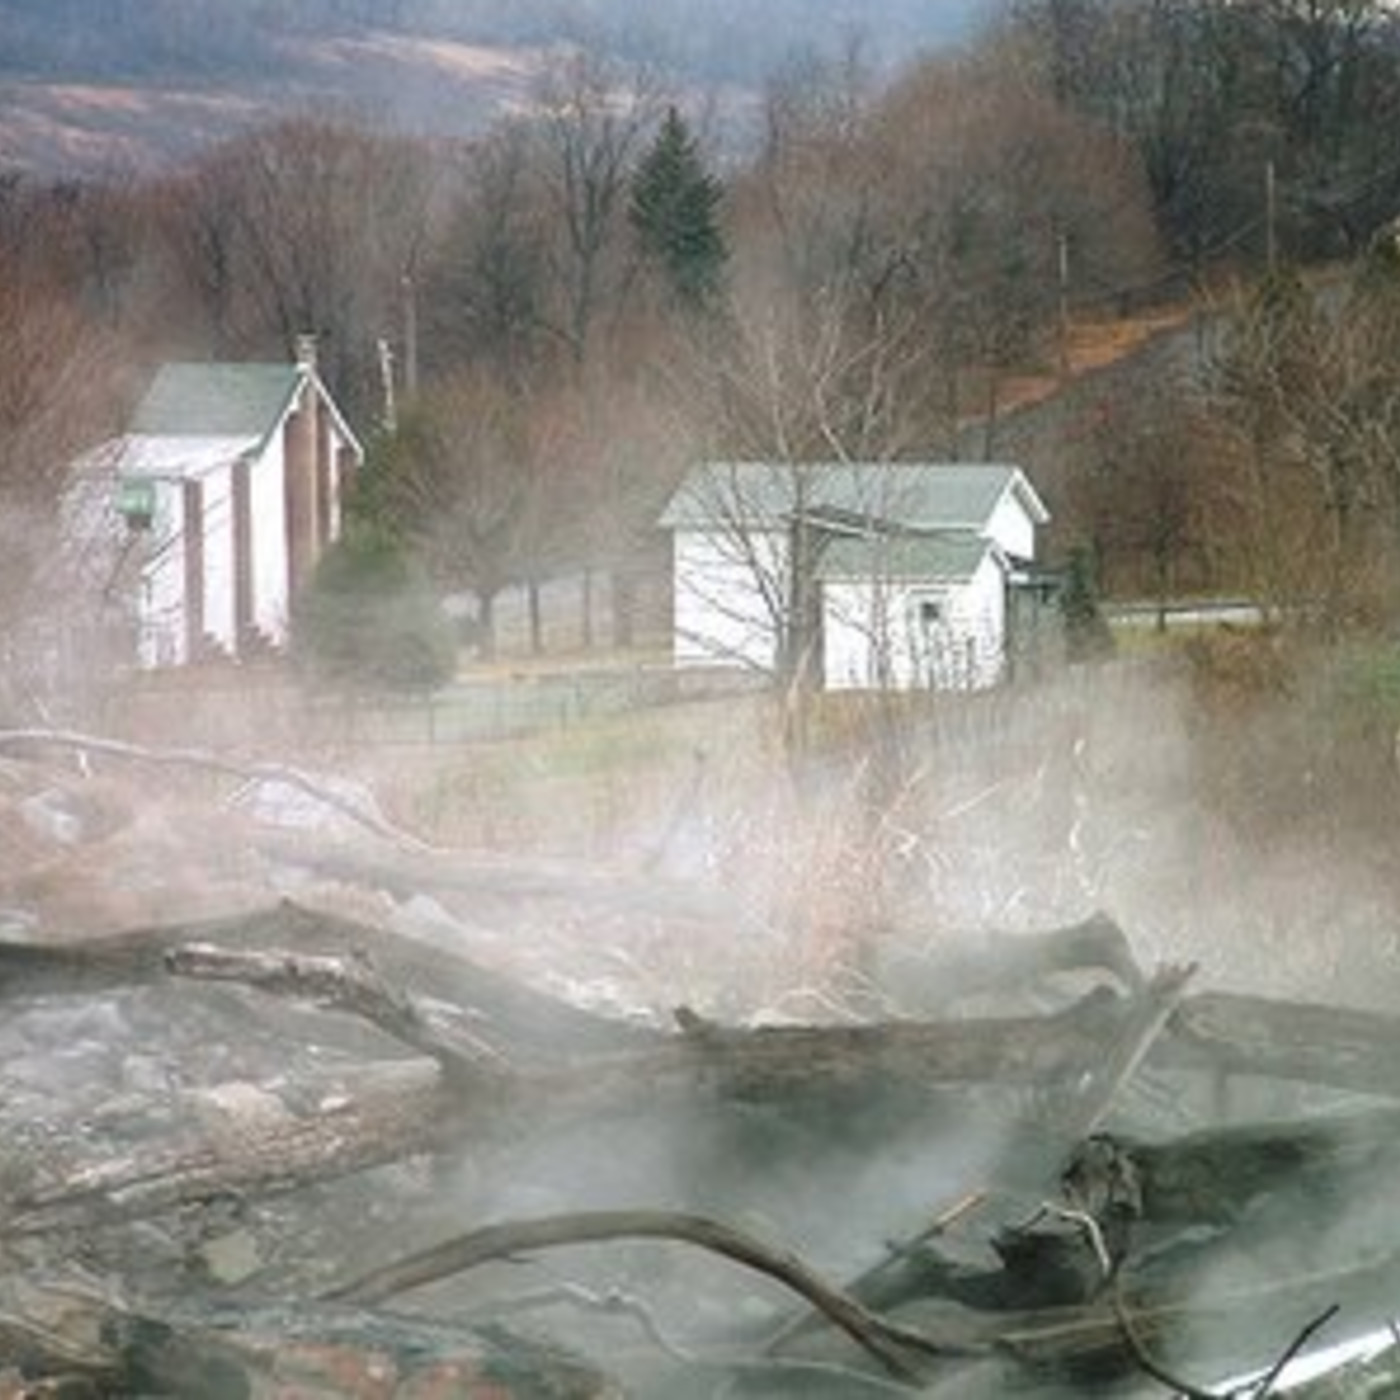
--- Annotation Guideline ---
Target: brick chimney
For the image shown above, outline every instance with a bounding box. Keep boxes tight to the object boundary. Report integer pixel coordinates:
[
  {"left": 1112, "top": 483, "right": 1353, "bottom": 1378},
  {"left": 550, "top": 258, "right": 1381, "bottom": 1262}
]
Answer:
[{"left": 284, "top": 333, "right": 322, "bottom": 594}]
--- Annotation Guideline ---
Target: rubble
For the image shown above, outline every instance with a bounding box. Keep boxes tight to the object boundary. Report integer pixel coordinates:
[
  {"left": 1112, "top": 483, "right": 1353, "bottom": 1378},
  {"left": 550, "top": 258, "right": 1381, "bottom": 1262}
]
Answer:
[{"left": 2, "top": 727, "right": 1400, "bottom": 1396}]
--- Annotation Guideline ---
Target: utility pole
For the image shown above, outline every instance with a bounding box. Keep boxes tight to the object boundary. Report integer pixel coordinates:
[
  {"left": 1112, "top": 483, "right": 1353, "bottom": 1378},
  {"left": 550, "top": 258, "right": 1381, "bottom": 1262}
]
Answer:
[
  {"left": 1057, "top": 230, "right": 1071, "bottom": 378},
  {"left": 1265, "top": 160, "right": 1277, "bottom": 273},
  {"left": 401, "top": 270, "right": 419, "bottom": 399},
  {"left": 376, "top": 337, "right": 397, "bottom": 434}
]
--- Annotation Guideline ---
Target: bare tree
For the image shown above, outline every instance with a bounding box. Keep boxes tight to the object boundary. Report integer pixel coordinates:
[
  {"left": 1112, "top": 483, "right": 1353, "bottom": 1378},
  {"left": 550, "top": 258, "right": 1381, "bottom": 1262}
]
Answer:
[
  {"left": 421, "top": 126, "right": 550, "bottom": 383},
  {"left": 529, "top": 50, "right": 665, "bottom": 373},
  {"left": 0, "top": 242, "right": 128, "bottom": 718},
  {"left": 157, "top": 116, "right": 441, "bottom": 416}
]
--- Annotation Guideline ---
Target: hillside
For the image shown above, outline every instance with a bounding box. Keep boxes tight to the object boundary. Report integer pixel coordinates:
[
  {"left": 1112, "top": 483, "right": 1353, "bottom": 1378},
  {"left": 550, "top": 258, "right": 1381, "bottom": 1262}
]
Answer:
[{"left": 0, "top": 0, "right": 989, "bottom": 176}]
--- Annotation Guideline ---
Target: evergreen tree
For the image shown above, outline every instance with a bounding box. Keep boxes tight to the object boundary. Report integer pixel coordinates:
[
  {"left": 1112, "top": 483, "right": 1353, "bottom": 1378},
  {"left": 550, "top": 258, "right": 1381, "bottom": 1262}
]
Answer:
[
  {"left": 1061, "top": 546, "right": 1116, "bottom": 661},
  {"left": 291, "top": 522, "right": 458, "bottom": 693},
  {"left": 628, "top": 106, "right": 727, "bottom": 311}
]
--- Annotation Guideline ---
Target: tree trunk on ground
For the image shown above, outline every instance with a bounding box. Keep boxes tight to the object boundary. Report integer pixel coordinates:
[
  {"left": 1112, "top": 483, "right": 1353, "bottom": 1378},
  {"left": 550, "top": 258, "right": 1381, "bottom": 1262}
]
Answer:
[{"left": 8, "top": 904, "right": 1400, "bottom": 1395}]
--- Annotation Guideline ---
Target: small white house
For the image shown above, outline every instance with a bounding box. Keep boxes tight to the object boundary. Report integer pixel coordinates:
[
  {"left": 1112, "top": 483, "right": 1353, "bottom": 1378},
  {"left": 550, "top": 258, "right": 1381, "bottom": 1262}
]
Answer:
[
  {"left": 657, "top": 461, "right": 1052, "bottom": 691},
  {"left": 73, "top": 338, "right": 362, "bottom": 668}
]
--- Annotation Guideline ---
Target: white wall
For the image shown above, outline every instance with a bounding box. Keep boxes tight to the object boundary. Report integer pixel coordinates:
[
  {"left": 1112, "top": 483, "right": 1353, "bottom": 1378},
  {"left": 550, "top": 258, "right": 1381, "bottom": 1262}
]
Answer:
[
  {"left": 251, "top": 434, "right": 290, "bottom": 646},
  {"left": 822, "top": 552, "right": 1008, "bottom": 691},
  {"left": 986, "top": 485, "right": 1038, "bottom": 561},
  {"left": 202, "top": 463, "right": 235, "bottom": 654}
]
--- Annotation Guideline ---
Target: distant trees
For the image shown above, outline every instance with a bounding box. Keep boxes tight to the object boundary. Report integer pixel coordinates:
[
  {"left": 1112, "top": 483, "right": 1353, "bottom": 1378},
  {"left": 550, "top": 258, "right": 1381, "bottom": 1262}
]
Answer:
[
  {"left": 1064, "top": 365, "right": 1211, "bottom": 620},
  {"left": 1001, "top": 0, "right": 1400, "bottom": 266},
  {"left": 354, "top": 370, "right": 567, "bottom": 659},
  {"left": 0, "top": 204, "right": 128, "bottom": 715},
  {"left": 157, "top": 118, "right": 441, "bottom": 418},
  {"left": 1204, "top": 253, "right": 1400, "bottom": 633},
  {"left": 530, "top": 50, "right": 663, "bottom": 371}
]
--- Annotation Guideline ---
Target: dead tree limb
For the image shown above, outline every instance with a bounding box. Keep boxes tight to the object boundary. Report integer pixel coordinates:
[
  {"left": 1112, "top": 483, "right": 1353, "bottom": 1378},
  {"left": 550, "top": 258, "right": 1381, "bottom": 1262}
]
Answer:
[
  {"left": 1064, "top": 960, "right": 1198, "bottom": 1137},
  {"left": 325, "top": 1208, "right": 970, "bottom": 1380},
  {"left": 1166, "top": 991, "right": 1400, "bottom": 1099},
  {"left": 871, "top": 911, "right": 1147, "bottom": 1010},
  {"left": 0, "top": 1274, "right": 617, "bottom": 1397},
  {"left": 165, "top": 942, "right": 504, "bottom": 1081},
  {"left": 3, "top": 1061, "right": 466, "bottom": 1236},
  {"left": 882, "top": 1250, "right": 1400, "bottom": 1386},
  {"left": 0, "top": 727, "right": 430, "bottom": 851},
  {"left": 0, "top": 901, "right": 653, "bottom": 1054}
]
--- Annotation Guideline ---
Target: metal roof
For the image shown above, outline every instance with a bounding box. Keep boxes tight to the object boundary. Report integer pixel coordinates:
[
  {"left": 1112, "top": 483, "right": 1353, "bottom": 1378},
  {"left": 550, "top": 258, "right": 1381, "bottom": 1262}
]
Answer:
[
  {"left": 131, "top": 363, "right": 303, "bottom": 440},
  {"left": 816, "top": 531, "right": 994, "bottom": 582},
  {"left": 658, "top": 461, "right": 1048, "bottom": 531}
]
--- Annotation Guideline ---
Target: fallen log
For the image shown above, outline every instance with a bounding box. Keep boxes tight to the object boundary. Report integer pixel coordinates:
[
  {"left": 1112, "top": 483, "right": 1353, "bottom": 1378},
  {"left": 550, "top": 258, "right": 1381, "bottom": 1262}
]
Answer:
[
  {"left": 3, "top": 1061, "right": 465, "bottom": 1237},
  {"left": 1165, "top": 989, "right": 1400, "bottom": 1100},
  {"left": 0, "top": 1272, "right": 620, "bottom": 1398},
  {"left": 0, "top": 900, "right": 654, "bottom": 1055},
  {"left": 0, "top": 974, "right": 1144, "bottom": 1237},
  {"left": 9, "top": 908, "right": 1400, "bottom": 1246}
]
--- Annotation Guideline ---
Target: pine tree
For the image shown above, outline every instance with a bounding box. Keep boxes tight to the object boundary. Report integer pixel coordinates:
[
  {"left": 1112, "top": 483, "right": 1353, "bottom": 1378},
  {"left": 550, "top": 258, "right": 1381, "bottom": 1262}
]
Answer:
[{"left": 628, "top": 106, "right": 727, "bottom": 311}]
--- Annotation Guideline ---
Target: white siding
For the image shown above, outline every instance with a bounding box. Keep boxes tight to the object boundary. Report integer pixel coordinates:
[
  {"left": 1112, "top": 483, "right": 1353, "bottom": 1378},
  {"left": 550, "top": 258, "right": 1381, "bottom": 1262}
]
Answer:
[
  {"left": 985, "top": 488, "right": 1038, "bottom": 560},
  {"left": 202, "top": 463, "right": 235, "bottom": 654},
  {"left": 251, "top": 436, "right": 291, "bottom": 645},
  {"left": 822, "top": 553, "right": 1008, "bottom": 691}
]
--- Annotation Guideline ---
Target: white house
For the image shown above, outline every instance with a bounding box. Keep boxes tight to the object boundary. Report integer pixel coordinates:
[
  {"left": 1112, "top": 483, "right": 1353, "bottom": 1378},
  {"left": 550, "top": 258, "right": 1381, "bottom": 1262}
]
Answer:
[
  {"left": 657, "top": 461, "right": 1052, "bottom": 691},
  {"left": 73, "top": 338, "right": 362, "bottom": 668}
]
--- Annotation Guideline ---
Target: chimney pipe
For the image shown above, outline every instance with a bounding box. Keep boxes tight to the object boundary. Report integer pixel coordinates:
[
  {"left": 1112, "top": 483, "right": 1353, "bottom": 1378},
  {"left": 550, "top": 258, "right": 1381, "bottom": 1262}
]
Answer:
[{"left": 294, "top": 333, "right": 318, "bottom": 371}]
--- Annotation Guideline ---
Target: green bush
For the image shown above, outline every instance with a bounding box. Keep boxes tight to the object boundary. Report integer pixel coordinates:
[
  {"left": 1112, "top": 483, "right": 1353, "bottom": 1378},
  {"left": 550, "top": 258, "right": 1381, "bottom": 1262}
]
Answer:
[{"left": 291, "top": 528, "right": 457, "bottom": 692}]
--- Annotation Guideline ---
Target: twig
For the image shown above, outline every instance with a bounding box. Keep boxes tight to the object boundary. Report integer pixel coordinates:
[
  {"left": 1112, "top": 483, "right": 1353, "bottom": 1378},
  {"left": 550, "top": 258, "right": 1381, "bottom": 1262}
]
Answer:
[
  {"left": 324, "top": 1208, "right": 968, "bottom": 1380},
  {"left": 763, "top": 1191, "right": 986, "bottom": 1353},
  {"left": 1111, "top": 1274, "right": 1221, "bottom": 1399},
  {"left": 1250, "top": 1303, "right": 1340, "bottom": 1398},
  {"left": 1036, "top": 1201, "right": 1115, "bottom": 1279},
  {"left": 1072, "top": 960, "right": 1198, "bottom": 1137},
  {"left": 466, "top": 1281, "right": 696, "bottom": 1362},
  {"left": 1114, "top": 1275, "right": 1341, "bottom": 1399}
]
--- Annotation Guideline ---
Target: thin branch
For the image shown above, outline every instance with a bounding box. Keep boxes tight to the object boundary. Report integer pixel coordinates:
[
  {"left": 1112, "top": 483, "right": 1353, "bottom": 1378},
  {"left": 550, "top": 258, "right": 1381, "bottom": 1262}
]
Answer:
[
  {"left": 324, "top": 1208, "right": 969, "bottom": 1380},
  {"left": 763, "top": 1190, "right": 986, "bottom": 1354},
  {"left": 1071, "top": 960, "right": 1198, "bottom": 1137},
  {"left": 465, "top": 1280, "right": 696, "bottom": 1363},
  {"left": 0, "top": 727, "right": 431, "bottom": 851},
  {"left": 1112, "top": 1275, "right": 1221, "bottom": 1400},
  {"left": 1114, "top": 1275, "right": 1342, "bottom": 1399},
  {"left": 1251, "top": 1303, "right": 1340, "bottom": 1398}
]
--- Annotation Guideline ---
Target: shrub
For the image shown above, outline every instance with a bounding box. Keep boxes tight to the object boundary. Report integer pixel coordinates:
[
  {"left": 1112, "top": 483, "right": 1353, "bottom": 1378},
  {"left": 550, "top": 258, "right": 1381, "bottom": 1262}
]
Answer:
[{"left": 291, "top": 528, "right": 457, "bottom": 692}]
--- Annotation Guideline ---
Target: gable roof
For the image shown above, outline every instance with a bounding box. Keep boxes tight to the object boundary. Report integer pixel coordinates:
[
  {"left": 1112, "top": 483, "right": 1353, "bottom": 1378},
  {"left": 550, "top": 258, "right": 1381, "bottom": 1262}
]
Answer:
[
  {"left": 89, "top": 358, "right": 364, "bottom": 482},
  {"left": 132, "top": 363, "right": 303, "bottom": 440},
  {"left": 658, "top": 461, "right": 1048, "bottom": 532}
]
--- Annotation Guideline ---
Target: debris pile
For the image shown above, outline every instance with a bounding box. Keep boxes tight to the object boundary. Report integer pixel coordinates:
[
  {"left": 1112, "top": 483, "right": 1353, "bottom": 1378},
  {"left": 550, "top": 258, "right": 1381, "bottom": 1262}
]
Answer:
[{"left": 2, "top": 730, "right": 1400, "bottom": 1397}]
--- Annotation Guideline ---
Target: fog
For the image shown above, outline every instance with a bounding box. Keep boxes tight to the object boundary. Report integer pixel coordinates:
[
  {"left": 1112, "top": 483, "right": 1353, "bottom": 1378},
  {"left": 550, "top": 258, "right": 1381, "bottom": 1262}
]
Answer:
[{"left": 5, "top": 634, "right": 1400, "bottom": 1391}]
